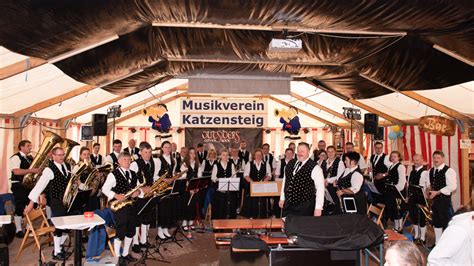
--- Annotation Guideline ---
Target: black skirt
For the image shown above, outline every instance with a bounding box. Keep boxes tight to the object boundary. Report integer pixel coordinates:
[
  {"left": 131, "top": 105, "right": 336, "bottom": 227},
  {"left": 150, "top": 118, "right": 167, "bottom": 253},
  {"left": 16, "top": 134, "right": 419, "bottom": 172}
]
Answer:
[{"left": 212, "top": 191, "right": 238, "bottom": 219}]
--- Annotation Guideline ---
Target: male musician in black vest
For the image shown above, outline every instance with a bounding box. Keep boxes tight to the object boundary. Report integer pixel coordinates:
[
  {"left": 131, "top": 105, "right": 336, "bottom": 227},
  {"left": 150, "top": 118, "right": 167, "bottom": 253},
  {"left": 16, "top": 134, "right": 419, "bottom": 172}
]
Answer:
[
  {"left": 369, "top": 142, "right": 391, "bottom": 203},
  {"left": 428, "top": 150, "right": 457, "bottom": 246},
  {"left": 273, "top": 148, "right": 294, "bottom": 217},
  {"left": 262, "top": 143, "right": 274, "bottom": 172},
  {"left": 238, "top": 140, "right": 251, "bottom": 165},
  {"left": 90, "top": 143, "right": 103, "bottom": 168},
  {"left": 288, "top": 142, "right": 297, "bottom": 159},
  {"left": 312, "top": 140, "right": 327, "bottom": 159},
  {"left": 279, "top": 142, "right": 325, "bottom": 217},
  {"left": 9, "top": 140, "right": 41, "bottom": 238},
  {"left": 25, "top": 147, "right": 74, "bottom": 260},
  {"left": 124, "top": 139, "right": 140, "bottom": 160},
  {"left": 129, "top": 142, "right": 158, "bottom": 253},
  {"left": 407, "top": 154, "right": 429, "bottom": 245},
  {"left": 342, "top": 142, "right": 367, "bottom": 171},
  {"left": 102, "top": 152, "right": 143, "bottom": 264},
  {"left": 106, "top": 139, "right": 122, "bottom": 169},
  {"left": 229, "top": 147, "right": 242, "bottom": 172},
  {"left": 196, "top": 143, "right": 207, "bottom": 164},
  {"left": 171, "top": 142, "right": 182, "bottom": 170}
]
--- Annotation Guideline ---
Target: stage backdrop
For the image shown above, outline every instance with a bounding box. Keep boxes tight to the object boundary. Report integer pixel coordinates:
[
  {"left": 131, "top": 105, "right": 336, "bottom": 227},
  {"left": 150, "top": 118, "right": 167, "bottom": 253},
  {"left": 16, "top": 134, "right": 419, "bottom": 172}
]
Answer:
[{"left": 185, "top": 128, "right": 263, "bottom": 154}]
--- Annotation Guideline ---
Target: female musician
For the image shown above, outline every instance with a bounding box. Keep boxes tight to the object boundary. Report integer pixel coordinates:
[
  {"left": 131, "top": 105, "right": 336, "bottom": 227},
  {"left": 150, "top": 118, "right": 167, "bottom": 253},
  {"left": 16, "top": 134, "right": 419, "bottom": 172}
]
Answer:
[
  {"left": 180, "top": 148, "right": 202, "bottom": 231},
  {"left": 241, "top": 149, "right": 271, "bottom": 218},
  {"left": 73, "top": 147, "right": 100, "bottom": 212},
  {"left": 383, "top": 151, "right": 407, "bottom": 232},
  {"left": 200, "top": 149, "right": 217, "bottom": 219},
  {"left": 211, "top": 149, "right": 237, "bottom": 219},
  {"left": 317, "top": 150, "right": 328, "bottom": 178},
  {"left": 324, "top": 146, "right": 345, "bottom": 215},
  {"left": 335, "top": 152, "right": 367, "bottom": 214}
]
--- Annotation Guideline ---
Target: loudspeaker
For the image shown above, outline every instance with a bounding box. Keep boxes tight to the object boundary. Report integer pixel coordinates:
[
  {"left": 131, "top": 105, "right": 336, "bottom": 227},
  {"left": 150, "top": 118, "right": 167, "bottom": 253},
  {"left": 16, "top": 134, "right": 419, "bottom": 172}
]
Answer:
[
  {"left": 92, "top": 114, "right": 108, "bottom": 136},
  {"left": 364, "top": 113, "right": 379, "bottom": 134},
  {"left": 374, "top": 127, "right": 384, "bottom": 140},
  {"left": 81, "top": 125, "right": 93, "bottom": 141}
]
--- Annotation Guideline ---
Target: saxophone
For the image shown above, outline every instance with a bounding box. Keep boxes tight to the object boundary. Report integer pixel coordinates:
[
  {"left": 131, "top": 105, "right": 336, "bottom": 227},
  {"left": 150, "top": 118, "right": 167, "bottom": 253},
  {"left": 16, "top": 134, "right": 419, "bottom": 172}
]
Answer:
[
  {"left": 23, "top": 130, "right": 64, "bottom": 189},
  {"left": 144, "top": 169, "right": 188, "bottom": 198},
  {"left": 63, "top": 160, "right": 92, "bottom": 209},
  {"left": 83, "top": 162, "right": 113, "bottom": 195},
  {"left": 110, "top": 179, "right": 146, "bottom": 212}
]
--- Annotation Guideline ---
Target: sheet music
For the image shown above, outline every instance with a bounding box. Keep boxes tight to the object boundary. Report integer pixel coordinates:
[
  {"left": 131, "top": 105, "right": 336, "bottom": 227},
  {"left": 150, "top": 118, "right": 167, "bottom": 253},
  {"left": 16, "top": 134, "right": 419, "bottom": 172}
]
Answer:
[
  {"left": 365, "top": 181, "right": 380, "bottom": 194},
  {"left": 252, "top": 182, "right": 278, "bottom": 193},
  {"left": 217, "top": 177, "right": 240, "bottom": 192}
]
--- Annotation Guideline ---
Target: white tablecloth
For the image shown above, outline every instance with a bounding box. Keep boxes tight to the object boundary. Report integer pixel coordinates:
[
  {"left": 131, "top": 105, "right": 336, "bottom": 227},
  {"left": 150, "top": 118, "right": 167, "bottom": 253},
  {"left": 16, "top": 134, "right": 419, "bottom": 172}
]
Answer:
[{"left": 51, "top": 215, "right": 105, "bottom": 231}]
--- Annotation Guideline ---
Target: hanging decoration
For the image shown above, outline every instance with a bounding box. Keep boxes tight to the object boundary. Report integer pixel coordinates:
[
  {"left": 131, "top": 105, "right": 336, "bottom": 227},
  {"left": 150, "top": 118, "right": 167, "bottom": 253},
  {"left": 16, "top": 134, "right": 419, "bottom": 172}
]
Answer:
[
  {"left": 388, "top": 125, "right": 404, "bottom": 140},
  {"left": 142, "top": 103, "right": 172, "bottom": 139},
  {"left": 419, "top": 116, "right": 456, "bottom": 136},
  {"left": 274, "top": 106, "right": 301, "bottom": 140}
]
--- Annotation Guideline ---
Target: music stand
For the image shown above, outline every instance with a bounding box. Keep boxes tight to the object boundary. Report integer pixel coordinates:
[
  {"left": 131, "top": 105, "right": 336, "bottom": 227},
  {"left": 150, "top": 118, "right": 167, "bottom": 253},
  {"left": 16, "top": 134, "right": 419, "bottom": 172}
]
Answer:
[
  {"left": 166, "top": 180, "right": 192, "bottom": 247},
  {"left": 186, "top": 177, "right": 210, "bottom": 231},
  {"left": 67, "top": 189, "right": 92, "bottom": 213},
  {"left": 408, "top": 184, "right": 428, "bottom": 246},
  {"left": 217, "top": 178, "right": 240, "bottom": 219}
]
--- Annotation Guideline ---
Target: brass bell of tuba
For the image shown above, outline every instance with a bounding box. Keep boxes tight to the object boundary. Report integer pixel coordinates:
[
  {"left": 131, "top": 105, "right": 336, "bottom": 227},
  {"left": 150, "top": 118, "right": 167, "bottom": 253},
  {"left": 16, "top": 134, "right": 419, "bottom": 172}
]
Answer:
[{"left": 63, "top": 160, "right": 91, "bottom": 209}]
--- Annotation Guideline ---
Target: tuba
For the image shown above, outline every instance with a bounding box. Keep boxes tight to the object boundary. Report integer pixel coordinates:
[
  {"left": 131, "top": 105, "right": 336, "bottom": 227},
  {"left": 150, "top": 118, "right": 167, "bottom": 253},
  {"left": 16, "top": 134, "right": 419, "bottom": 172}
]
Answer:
[
  {"left": 23, "top": 130, "right": 64, "bottom": 189},
  {"left": 61, "top": 138, "right": 80, "bottom": 167},
  {"left": 144, "top": 170, "right": 187, "bottom": 198},
  {"left": 110, "top": 179, "right": 146, "bottom": 212},
  {"left": 84, "top": 162, "right": 113, "bottom": 195},
  {"left": 63, "top": 160, "right": 91, "bottom": 209}
]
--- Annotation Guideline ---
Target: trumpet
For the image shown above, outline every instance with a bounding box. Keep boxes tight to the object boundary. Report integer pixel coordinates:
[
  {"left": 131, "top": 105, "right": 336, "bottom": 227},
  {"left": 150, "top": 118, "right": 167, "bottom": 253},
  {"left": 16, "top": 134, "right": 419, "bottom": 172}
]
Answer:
[
  {"left": 144, "top": 170, "right": 188, "bottom": 198},
  {"left": 63, "top": 160, "right": 92, "bottom": 209},
  {"left": 110, "top": 179, "right": 146, "bottom": 212}
]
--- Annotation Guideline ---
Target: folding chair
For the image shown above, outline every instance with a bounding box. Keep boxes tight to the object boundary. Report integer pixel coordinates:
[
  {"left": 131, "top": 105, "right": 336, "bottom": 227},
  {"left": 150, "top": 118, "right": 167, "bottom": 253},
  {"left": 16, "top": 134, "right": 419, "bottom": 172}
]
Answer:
[
  {"left": 105, "top": 226, "right": 116, "bottom": 257},
  {"left": 367, "top": 203, "right": 385, "bottom": 229},
  {"left": 16, "top": 208, "right": 55, "bottom": 261}
]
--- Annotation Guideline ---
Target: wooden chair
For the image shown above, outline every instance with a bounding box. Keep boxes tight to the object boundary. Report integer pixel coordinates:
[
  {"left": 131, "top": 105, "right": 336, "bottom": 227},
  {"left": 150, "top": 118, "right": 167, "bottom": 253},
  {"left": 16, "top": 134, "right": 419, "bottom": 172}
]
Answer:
[
  {"left": 16, "top": 208, "right": 55, "bottom": 261},
  {"left": 105, "top": 226, "right": 116, "bottom": 257},
  {"left": 367, "top": 203, "right": 385, "bottom": 229}
]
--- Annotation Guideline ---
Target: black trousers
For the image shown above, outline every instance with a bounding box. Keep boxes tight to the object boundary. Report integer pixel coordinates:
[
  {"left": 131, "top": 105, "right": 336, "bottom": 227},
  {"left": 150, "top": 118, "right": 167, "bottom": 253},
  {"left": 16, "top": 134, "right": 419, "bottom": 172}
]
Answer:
[
  {"left": 384, "top": 190, "right": 403, "bottom": 221},
  {"left": 408, "top": 200, "right": 426, "bottom": 227},
  {"left": 211, "top": 191, "right": 238, "bottom": 219},
  {"left": 134, "top": 198, "right": 154, "bottom": 226},
  {"left": 158, "top": 196, "right": 177, "bottom": 228},
  {"left": 282, "top": 198, "right": 315, "bottom": 217},
  {"left": 241, "top": 194, "right": 268, "bottom": 218},
  {"left": 50, "top": 198, "right": 73, "bottom": 237},
  {"left": 11, "top": 182, "right": 30, "bottom": 217},
  {"left": 84, "top": 195, "right": 100, "bottom": 212},
  {"left": 181, "top": 192, "right": 198, "bottom": 221},
  {"left": 432, "top": 196, "right": 451, "bottom": 229},
  {"left": 113, "top": 205, "right": 136, "bottom": 240}
]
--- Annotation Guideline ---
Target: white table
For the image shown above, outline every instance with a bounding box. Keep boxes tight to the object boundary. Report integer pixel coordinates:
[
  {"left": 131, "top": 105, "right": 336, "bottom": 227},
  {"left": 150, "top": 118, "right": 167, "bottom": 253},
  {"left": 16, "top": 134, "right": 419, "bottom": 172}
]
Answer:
[
  {"left": 0, "top": 215, "right": 11, "bottom": 226},
  {"left": 51, "top": 215, "right": 105, "bottom": 266}
]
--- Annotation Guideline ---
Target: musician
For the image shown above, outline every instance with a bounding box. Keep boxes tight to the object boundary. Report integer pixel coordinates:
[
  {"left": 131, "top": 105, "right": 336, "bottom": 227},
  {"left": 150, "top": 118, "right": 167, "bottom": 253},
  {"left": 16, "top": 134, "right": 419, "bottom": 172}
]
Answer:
[
  {"left": 312, "top": 140, "right": 326, "bottom": 159},
  {"left": 316, "top": 150, "right": 328, "bottom": 177},
  {"left": 106, "top": 139, "right": 122, "bottom": 168},
  {"left": 196, "top": 143, "right": 208, "bottom": 164},
  {"left": 124, "top": 139, "right": 140, "bottom": 160},
  {"left": 428, "top": 150, "right": 457, "bottom": 245},
  {"left": 179, "top": 148, "right": 202, "bottom": 231},
  {"left": 324, "top": 145, "right": 345, "bottom": 215},
  {"left": 171, "top": 142, "right": 182, "bottom": 170},
  {"left": 288, "top": 142, "right": 297, "bottom": 159},
  {"left": 262, "top": 143, "right": 275, "bottom": 171},
  {"left": 155, "top": 141, "right": 177, "bottom": 240},
  {"left": 335, "top": 152, "right": 367, "bottom": 214},
  {"left": 9, "top": 140, "right": 41, "bottom": 238},
  {"left": 102, "top": 152, "right": 143, "bottom": 263},
  {"left": 242, "top": 149, "right": 271, "bottom": 218},
  {"left": 211, "top": 149, "right": 237, "bottom": 219},
  {"left": 74, "top": 147, "right": 100, "bottom": 211},
  {"left": 25, "top": 147, "right": 74, "bottom": 260},
  {"left": 370, "top": 142, "right": 391, "bottom": 203},
  {"left": 129, "top": 142, "right": 158, "bottom": 252},
  {"left": 407, "top": 154, "right": 429, "bottom": 245},
  {"left": 200, "top": 149, "right": 217, "bottom": 219},
  {"left": 229, "top": 147, "right": 242, "bottom": 172},
  {"left": 273, "top": 148, "right": 294, "bottom": 217},
  {"left": 383, "top": 151, "right": 407, "bottom": 232},
  {"left": 279, "top": 142, "right": 325, "bottom": 217},
  {"left": 238, "top": 140, "right": 251, "bottom": 165},
  {"left": 90, "top": 143, "right": 103, "bottom": 168},
  {"left": 342, "top": 142, "right": 367, "bottom": 171}
]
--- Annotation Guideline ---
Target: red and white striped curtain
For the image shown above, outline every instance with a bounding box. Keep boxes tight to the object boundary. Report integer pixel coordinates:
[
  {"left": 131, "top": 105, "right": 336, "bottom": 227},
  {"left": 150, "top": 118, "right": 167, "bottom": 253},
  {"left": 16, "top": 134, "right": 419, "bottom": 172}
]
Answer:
[{"left": 0, "top": 118, "right": 15, "bottom": 193}]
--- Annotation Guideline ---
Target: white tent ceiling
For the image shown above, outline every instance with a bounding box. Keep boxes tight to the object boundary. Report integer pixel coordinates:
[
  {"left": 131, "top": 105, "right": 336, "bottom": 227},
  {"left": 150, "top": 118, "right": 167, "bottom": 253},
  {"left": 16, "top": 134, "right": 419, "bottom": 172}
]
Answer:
[{"left": 1, "top": 46, "right": 473, "bottom": 124}]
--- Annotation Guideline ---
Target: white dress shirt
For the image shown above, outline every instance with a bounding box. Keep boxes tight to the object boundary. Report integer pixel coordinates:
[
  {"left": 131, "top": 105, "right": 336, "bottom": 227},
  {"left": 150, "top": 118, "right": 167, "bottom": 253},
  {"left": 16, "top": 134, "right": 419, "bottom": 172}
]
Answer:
[
  {"left": 156, "top": 154, "right": 176, "bottom": 176},
  {"left": 105, "top": 151, "right": 120, "bottom": 164},
  {"left": 428, "top": 211, "right": 473, "bottom": 266},
  {"left": 28, "top": 161, "right": 69, "bottom": 203},
  {"left": 180, "top": 161, "right": 203, "bottom": 179},
  {"left": 325, "top": 158, "right": 345, "bottom": 183},
  {"left": 430, "top": 164, "right": 457, "bottom": 196},
  {"left": 388, "top": 162, "right": 407, "bottom": 192},
  {"left": 211, "top": 161, "right": 236, "bottom": 182},
  {"left": 280, "top": 157, "right": 326, "bottom": 210},
  {"left": 274, "top": 159, "right": 292, "bottom": 179},
  {"left": 340, "top": 166, "right": 364, "bottom": 193},
  {"left": 102, "top": 167, "right": 144, "bottom": 200},
  {"left": 368, "top": 153, "right": 392, "bottom": 170},
  {"left": 130, "top": 158, "right": 161, "bottom": 182},
  {"left": 243, "top": 160, "right": 271, "bottom": 179},
  {"left": 198, "top": 159, "right": 216, "bottom": 177},
  {"left": 9, "top": 151, "right": 29, "bottom": 183}
]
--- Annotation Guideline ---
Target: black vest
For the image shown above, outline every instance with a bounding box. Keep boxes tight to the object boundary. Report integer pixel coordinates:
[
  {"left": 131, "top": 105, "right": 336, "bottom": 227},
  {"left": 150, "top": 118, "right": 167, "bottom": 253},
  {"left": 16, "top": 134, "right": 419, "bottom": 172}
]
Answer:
[
  {"left": 197, "top": 151, "right": 207, "bottom": 164},
  {"left": 337, "top": 170, "right": 355, "bottom": 190},
  {"left": 238, "top": 150, "right": 250, "bottom": 164},
  {"left": 279, "top": 158, "right": 288, "bottom": 179},
  {"left": 249, "top": 161, "right": 267, "bottom": 182},
  {"left": 158, "top": 156, "right": 175, "bottom": 178},
  {"left": 370, "top": 154, "right": 388, "bottom": 175},
  {"left": 111, "top": 168, "right": 139, "bottom": 195},
  {"left": 109, "top": 153, "right": 119, "bottom": 167},
  {"left": 387, "top": 162, "right": 401, "bottom": 185},
  {"left": 319, "top": 160, "right": 328, "bottom": 178},
  {"left": 429, "top": 165, "right": 451, "bottom": 199},
  {"left": 172, "top": 152, "right": 182, "bottom": 171},
  {"left": 409, "top": 167, "right": 425, "bottom": 186},
  {"left": 230, "top": 157, "right": 242, "bottom": 171},
  {"left": 90, "top": 154, "right": 103, "bottom": 167},
  {"left": 216, "top": 161, "right": 233, "bottom": 178},
  {"left": 186, "top": 161, "right": 199, "bottom": 180},
  {"left": 135, "top": 158, "right": 155, "bottom": 186},
  {"left": 264, "top": 154, "right": 274, "bottom": 169},
  {"left": 202, "top": 160, "right": 216, "bottom": 177},
  {"left": 47, "top": 161, "right": 71, "bottom": 200},
  {"left": 284, "top": 159, "right": 317, "bottom": 205},
  {"left": 10, "top": 152, "right": 33, "bottom": 182},
  {"left": 326, "top": 157, "right": 341, "bottom": 179}
]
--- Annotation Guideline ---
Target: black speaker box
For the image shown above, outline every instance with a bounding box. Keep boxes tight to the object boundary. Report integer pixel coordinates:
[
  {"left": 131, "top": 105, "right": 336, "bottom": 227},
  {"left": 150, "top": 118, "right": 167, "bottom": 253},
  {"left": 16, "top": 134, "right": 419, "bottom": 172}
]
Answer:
[
  {"left": 92, "top": 114, "right": 107, "bottom": 136},
  {"left": 364, "top": 113, "right": 379, "bottom": 134}
]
